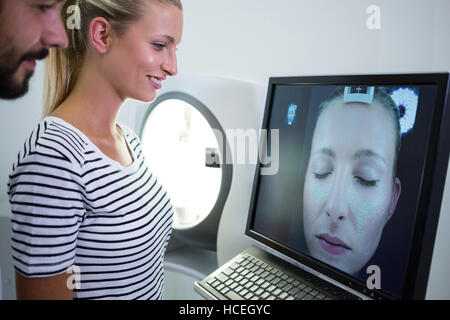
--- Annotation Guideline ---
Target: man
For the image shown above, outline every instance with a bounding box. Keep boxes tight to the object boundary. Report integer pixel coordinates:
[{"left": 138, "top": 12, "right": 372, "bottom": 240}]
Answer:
[{"left": 0, "top": 0, "right": 68, "bottom": 99}]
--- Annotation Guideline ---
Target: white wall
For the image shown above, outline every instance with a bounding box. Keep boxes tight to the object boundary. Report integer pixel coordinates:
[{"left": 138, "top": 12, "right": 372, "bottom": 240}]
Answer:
[
  {"left": 0, "top": 0, "right": 449, "bottom": 299},
  {"left": 179, "top": 0, "right": 450, "bottom": 85}
]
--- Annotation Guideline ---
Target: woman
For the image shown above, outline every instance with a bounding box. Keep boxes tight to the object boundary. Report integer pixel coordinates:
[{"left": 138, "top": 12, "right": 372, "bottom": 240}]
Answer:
[
  {"left": 8, "top": 0, "right": 183, "bottom": 299},
  {"left": 302, "top": 87, "right": 402, "bottom": 276}
]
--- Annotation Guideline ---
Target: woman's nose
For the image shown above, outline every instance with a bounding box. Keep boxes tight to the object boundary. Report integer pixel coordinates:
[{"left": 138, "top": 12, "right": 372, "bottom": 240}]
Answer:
[
  {"left": 325, "top": 177, "right": 349, "bottom": 222},
  {"left": 162, "top": 50, "right": 178, "bottom": 76}
]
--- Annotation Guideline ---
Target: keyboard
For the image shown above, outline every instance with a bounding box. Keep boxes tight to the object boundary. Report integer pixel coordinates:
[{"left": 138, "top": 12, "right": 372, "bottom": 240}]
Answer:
[{"left": 196, "top": 252, "right": 359, "bottom": 300}]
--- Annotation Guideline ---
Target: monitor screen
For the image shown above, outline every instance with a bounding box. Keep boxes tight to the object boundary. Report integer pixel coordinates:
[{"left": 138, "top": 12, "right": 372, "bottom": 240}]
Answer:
[{"left": 246, "top": 73, "right": 450, "bottom": 300}]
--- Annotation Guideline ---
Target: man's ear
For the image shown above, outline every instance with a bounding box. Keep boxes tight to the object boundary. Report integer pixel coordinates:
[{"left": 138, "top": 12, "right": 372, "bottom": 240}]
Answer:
[
  {"left": 386, "top": 177, "right": 402, "bottom": 225},
  {"left": 89, "top": 17, "right": 113, "bottom": 54}
]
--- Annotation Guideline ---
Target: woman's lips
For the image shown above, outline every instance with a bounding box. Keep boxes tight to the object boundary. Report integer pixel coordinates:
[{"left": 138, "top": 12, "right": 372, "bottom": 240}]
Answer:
[
  {"left": 316, "top": 234, "right": 351, "bottom": 256},
  {"left": 147, "top": 75, "right": 162, "bottom": 89}
]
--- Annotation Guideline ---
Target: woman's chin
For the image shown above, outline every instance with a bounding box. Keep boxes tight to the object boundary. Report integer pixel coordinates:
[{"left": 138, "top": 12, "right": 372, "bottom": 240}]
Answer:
[{"left": 133, "top": 93, "right": 157, "bottom": 104}]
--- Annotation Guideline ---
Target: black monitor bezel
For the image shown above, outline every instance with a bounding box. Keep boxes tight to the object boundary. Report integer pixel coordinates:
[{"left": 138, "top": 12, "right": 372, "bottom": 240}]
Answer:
[{"left": 245, "top": 73, "right": 450, "bottom": 300}]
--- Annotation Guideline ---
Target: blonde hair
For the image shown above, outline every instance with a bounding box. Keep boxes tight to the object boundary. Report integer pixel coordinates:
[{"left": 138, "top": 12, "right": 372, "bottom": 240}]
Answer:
[{"left": 43, "top": 0, "right": 182, "bottom": 118}]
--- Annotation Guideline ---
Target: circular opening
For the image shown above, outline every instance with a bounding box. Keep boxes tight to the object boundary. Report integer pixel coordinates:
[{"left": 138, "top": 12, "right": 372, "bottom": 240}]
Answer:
[{"left": 141, "top": 97, "right": 223, "bottom": 230}]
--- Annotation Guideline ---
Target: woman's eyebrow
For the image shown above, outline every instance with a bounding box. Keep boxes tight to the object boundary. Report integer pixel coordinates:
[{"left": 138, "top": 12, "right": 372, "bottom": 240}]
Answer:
[
  {"left": 353, "top": 149, "right": 386, "bottom": 164},
  {"left": 312, "top": 148, "right": 335, "bottom": 158},
  {"left": 156, "top": 35, "right": 175, "bottom": 44}
]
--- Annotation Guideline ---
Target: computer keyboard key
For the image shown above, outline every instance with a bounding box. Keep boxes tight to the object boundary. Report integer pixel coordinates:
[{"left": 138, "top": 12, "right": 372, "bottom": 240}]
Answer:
[
  {"left": 289, "top": 287, "right": 300, "bottom": 295},
  {"left": 317, "top": 293, "right": 326, "bottom": 300},
  {"left": 216, "top": 273, "right": 229, "bottom": 283},
  {"left": 250, "top": 285, "right": 259, "bottom": 292},
  {"left": 229, "top": 263, "right": 240, "bottom": 270},
  {"left": 272, "top": 288, "right": 282, "bottom": 296},
  {"left": 216, "top": 284, "right": 225, "bottom": 291},
  {"left": 310, "top": 289, "right": 319, "bottom": 297},
  {"left": 260, "top": 292, "right": 270, "bottom": 300},
  {"left": 276, "top": 280, "right": 287, "bottom": 289},
  {"left": 211, "top": 280, "right": 221, "bottom": 287},
  {"left": 267, "top": 285, "right": 277, "bottom": 292},
  {"left": 225, "top": 290, "right": 245, "bottom": 300},
  {"left": 279, "top": 292, "right": 288, "bottom": 300},
  {"left": 302, "top": 294, "right": 314, "bottom": 300},
  {"left": 240, "top": 260, "right": 250, "bottom": 267},
  {"left": 284, "top": 284, "right": 293, "bottom": 291},
  {"left": 235, "top": 286, "right": 244, "bottom": 293},
  {"left": 254, "top": 269, "right": 264, "bottom": 276},
  {"left": 222, "top": 268, "right": 233, "bottom": 276},
  {"left": 244, "top": 292, "right": 254, "bottom": 300},
  {"left": 295, "top": 291, "right": 307, "bottom": 300},
  {"left": 255, "top": 288, "right": 264, "bottom": 296},
  {"left": 235, "top": 257, "right": 245, "bottom": 264},
  {"left": 251, "top": 275, "right": 260, "bottom": 282},
  {"left": 224, "top": 279, "right": 233, "bottom": 286},
  {"left": 271, "top": 277, "right": 281, "bottom": 285}
]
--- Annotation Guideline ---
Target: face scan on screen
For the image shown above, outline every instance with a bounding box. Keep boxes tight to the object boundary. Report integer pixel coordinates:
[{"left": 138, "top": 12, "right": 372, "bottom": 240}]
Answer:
[
  {"left": 302, "top": 86, "right": 402, "bottom": 276},
  {"left": 251, "top": 83, "right": 434, "bottom": 298}
]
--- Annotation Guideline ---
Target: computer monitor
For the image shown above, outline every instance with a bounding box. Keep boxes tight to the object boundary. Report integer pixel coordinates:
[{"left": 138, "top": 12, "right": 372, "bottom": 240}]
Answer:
[{"left": 246, "top": 73, "right": 450, "bottom": 300}]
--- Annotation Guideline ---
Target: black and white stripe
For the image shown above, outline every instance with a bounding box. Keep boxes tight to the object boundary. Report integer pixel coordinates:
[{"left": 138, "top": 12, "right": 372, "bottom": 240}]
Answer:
[{"left": 8, "top": 117, "right": 173, "bottom": 300}]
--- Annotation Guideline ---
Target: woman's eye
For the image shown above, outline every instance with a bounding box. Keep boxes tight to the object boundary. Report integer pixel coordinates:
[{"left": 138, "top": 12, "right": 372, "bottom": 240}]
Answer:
[
  {"left": 153, "top": 43, "right": 166, "bottom": 51},
  {"left": 354, "top": 176, "right": 378, "bottom": 187},
  {"left": 313, "top": 172, "right": 331, "bottom": 179}
]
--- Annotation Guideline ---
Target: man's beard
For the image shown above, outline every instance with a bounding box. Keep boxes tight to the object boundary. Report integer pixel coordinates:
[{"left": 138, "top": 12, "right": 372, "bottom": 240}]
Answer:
[{"left": 0, "top": 47, "right": 49, "bottom": 100}]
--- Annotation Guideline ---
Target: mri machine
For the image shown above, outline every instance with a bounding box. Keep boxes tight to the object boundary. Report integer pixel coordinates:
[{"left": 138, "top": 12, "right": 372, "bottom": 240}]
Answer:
[{"left": 130, "top": 74, "right": 266, "bottom": 299}]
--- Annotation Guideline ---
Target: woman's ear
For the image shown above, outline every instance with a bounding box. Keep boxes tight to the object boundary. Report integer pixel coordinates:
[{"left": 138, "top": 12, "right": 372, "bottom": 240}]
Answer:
[
  {"left": 386, "top": 177, "right": 402, "bottom": 225},
  {"left": 89, "top": 17, "right": 113, "bottom": 54}
]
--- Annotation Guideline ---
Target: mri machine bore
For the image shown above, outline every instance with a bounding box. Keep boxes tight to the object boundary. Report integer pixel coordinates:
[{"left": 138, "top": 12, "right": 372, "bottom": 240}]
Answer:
[{"left": 134, "top": 75, "right": 266, "bottom": 299}]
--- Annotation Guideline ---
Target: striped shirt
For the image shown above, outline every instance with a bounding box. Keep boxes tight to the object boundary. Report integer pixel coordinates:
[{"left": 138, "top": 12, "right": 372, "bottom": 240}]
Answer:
[{"left": 8, "top": 116, "right": 174, "bottom": 300}]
